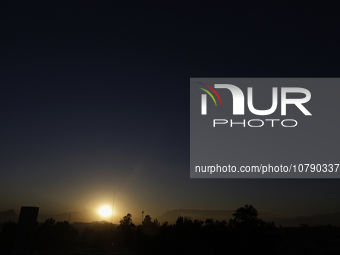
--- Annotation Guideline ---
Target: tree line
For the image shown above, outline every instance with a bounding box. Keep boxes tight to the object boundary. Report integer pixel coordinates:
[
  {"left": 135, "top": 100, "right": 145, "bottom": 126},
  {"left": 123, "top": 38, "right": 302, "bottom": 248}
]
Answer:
[{"left": 1, "top": 204, "right": 340, "bottom": 254}]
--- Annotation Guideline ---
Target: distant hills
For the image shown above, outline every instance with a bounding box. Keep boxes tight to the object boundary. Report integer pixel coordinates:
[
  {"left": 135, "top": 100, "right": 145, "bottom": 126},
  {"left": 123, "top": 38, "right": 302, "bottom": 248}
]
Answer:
[
  {"left": 2, "top": 208, "right": 340, "bottom": 227},
  {"left": 156, "top": 208, "right": 286, "bottom": 224},
  {"left": 0, "top": 209, "right": 97, "bottom": 224},
  {"left": 0, "top": 209, "right": 17, "bottom": 222},
  {"left": 275, "top": 212, "right": 340, "bottom": 227},
  {"left": 156, "top": 208, "right": 340, "bottom": 227},
  {"left": 156, "top": 208, "right": 235, "bottom": 223},
  {"left": 36, "top": 210, "right": 95, "bottom": 223}
]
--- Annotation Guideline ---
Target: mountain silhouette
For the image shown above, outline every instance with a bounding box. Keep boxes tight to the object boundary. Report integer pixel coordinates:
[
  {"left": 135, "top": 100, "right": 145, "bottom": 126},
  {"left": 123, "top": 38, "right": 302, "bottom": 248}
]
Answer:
[
  {"left": 0, "top": 209, "right": 17, "bottom": 223},
  {"left": 2, "top": 208, "right": 340, "bottom": 227},
  {"left": 156, "top": 208, "right": 340, "bottom": 227},
  {"left": 157, "top": 208, "right": 236, "bottom": 223},
  {"left": 276, "top": 212, "right": 340, "bottom": 227}
]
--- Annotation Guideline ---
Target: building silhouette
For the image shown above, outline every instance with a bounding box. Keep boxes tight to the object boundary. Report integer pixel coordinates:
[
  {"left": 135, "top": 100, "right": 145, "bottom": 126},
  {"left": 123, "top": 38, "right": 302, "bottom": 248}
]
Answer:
[{"left": 15, "top": 206, "right": 39, "bottom": 253}]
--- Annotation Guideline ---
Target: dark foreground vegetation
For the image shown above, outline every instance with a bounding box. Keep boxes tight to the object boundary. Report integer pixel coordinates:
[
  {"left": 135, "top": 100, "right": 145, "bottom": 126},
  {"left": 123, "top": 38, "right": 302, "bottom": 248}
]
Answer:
[{"left": 1, "top": 205, "right": 340, "bottom": 255}]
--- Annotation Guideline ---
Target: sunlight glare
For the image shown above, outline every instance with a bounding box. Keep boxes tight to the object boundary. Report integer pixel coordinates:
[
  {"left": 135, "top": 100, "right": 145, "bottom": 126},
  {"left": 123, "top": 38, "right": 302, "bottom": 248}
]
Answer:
[{"left": 98, "top": 205, "right": 112, "bottom": 217}]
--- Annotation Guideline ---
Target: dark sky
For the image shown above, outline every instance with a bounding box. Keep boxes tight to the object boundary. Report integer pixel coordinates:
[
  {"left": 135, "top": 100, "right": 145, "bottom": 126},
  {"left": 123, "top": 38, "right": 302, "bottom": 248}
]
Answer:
[{"left": 1, "top": 1, "right": 340, "bottom": 223}]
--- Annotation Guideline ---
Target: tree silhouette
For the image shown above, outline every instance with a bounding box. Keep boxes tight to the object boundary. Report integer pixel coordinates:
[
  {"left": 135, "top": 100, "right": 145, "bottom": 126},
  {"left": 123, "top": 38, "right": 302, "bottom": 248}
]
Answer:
[
  {"left": 2, "top": 207, "right": 340, "bottom": 255},
  {"left": 142, "top": 215, "right": 152, "bottom": 226},
  {"left": 228, "top": 205, "right": 278, "bottom": 255},
  {"left": 229, "top": 204, "right": 264, "bottom": 229},
  {"left": 117, "top": 213, "right": 135, "bottom": 249},
  {"left": 35, "top": 218, "right": 56, "bottom": 251},
  {"left": 34, "top": 218, "right": 77, "bottom": 251},
  {"left": 54, "top": 221, "right": 78, "bottom": 250},
  {"left": 233, "top": 204, "right": 258, "bottom": 223},
  {"left": 118, "top": 213, "right": 135, "bottom": 232},
  {"left": 0, "top": 221, "right": 17, "bottom": 254}
]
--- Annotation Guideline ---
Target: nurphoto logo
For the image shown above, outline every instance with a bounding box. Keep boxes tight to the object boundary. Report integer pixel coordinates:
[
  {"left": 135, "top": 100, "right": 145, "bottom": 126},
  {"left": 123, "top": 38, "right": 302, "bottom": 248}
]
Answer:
[{"left": 197, "top": 82, "right": 312, "bottom": 128}]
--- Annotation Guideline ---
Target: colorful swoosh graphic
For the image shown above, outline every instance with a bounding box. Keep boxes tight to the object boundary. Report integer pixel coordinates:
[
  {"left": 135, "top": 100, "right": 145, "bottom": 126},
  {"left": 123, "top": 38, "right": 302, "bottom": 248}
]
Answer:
[{"left": 197, "top": 82, "right": 222, "bottom": 106}]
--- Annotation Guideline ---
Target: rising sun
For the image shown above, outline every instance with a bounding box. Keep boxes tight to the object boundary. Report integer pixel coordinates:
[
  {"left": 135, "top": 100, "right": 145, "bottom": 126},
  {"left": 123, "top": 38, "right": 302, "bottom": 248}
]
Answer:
[{"left": 98, "top": 205, "right": 112, "bottom": 217}]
